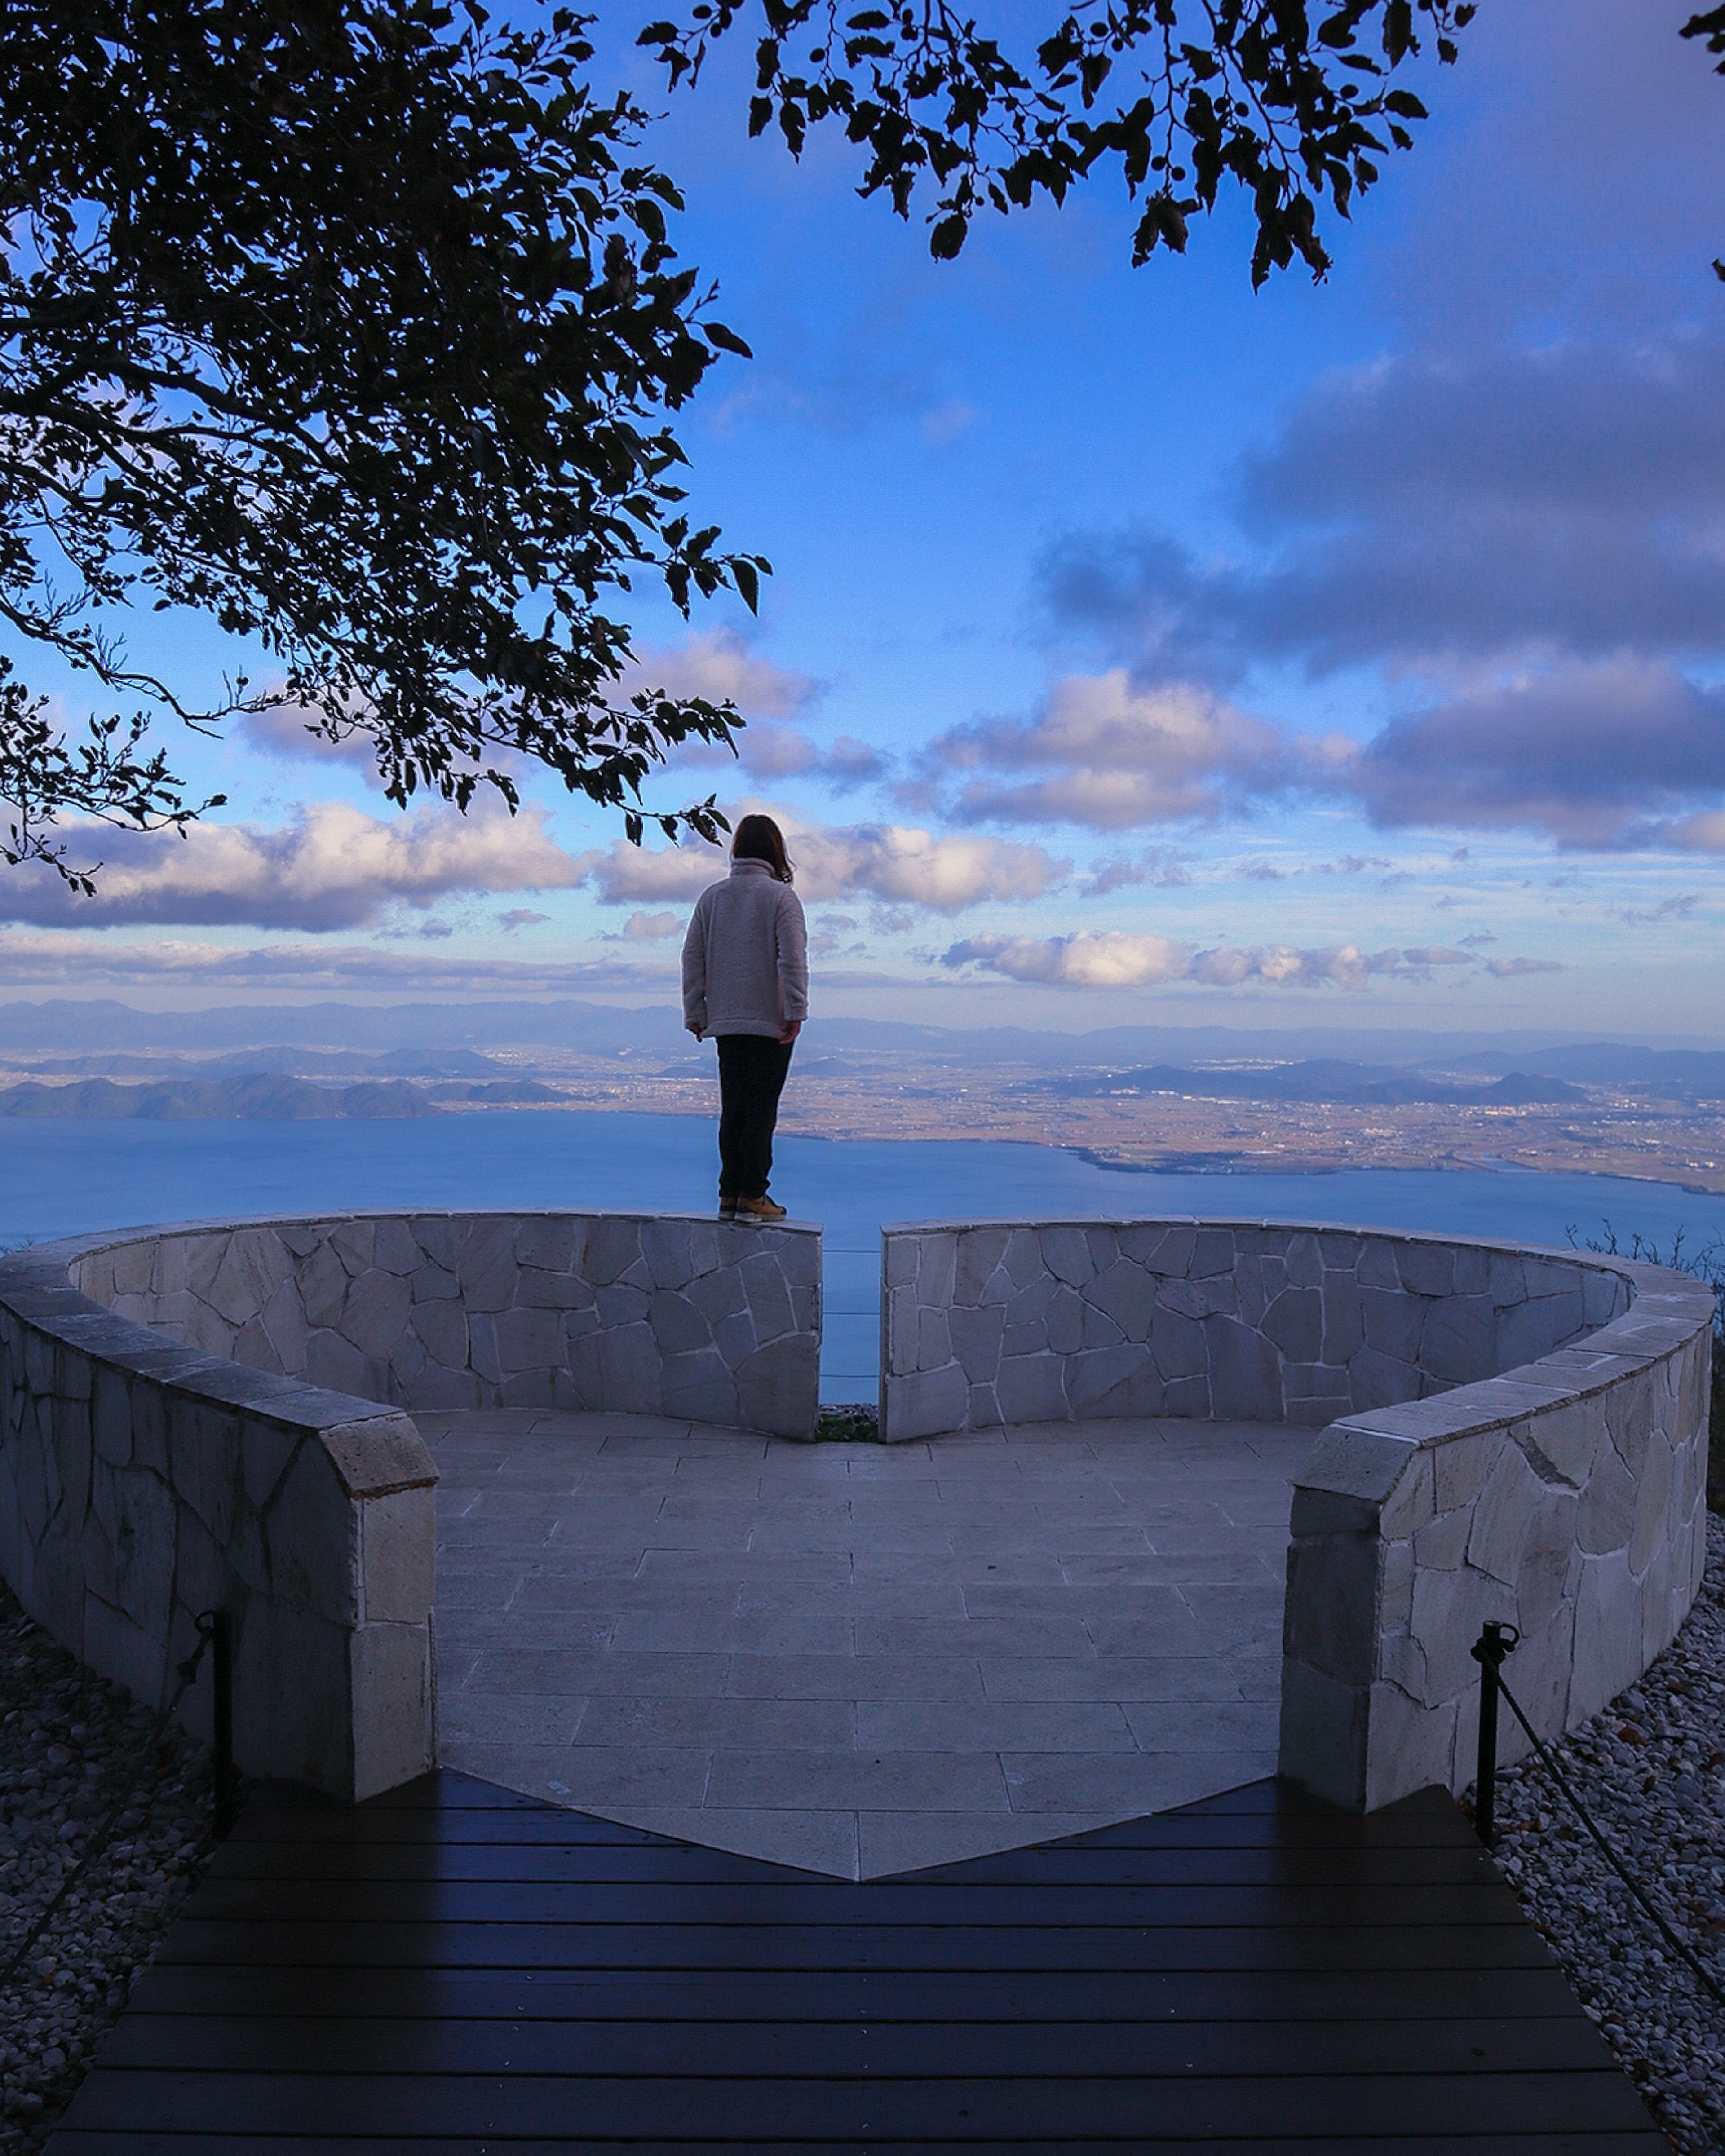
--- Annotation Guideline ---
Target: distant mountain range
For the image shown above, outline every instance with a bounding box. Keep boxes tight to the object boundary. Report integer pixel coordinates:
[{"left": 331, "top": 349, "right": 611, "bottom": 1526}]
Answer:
[
  {"left": 1448, "top": 1045, "right": 1725, "bottom": 1096},
  {"left": 1, "top": 997, "right": 1721, "bottom": 1104},
  {"left": 0, "top": 997, "right": 691, "bottom": 1056},
  {"left": 7, "top": 997, "right": 1716, "bottom": 1068},
  {"left": 0, "top": 1075, "right": 437, "bottom": 1120},
  {"left": 1024, "top": 1060, "right": 1588, "bottom": 1107}
]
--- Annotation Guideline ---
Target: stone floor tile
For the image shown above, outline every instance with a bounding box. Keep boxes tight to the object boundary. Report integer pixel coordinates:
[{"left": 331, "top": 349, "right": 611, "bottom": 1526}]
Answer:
[
  {"left": 723, "top": 1653, "right": 985, "bottom": 1701},
  {"left": 507, "top": 1577, "right": 740, "bottom": 1619},
  {"left": 1138, "top": 1525, "right": 1277, "bottom": 1557},
  {"left": 1122, "top": 1698, "right": 1281, "bottom": 1752},
  {"left": 504, "top": 1552, "right": 651, "bottom": 1582},
  {"left": 467, "top": 1647, "right": 731, "bottom": 1697},
  {"left": 437, "top": 1692, "right": 590, "bottom": 1746},
  {"left": 978, "top": 1656, "right": 1243, "bottom": 1702},
  {"left": 734, "top": 1582, "right": 969, "bottom": 1617},
  {"left": 959, "top": 1583, "right": 1194, "bottom": 1622},
  {"left": 746, "top": 1521, "right": 955, "bottom": 1554},
  {"left": 1225, "top": 1652, "right": 1285, "bottom": 1701},
  {"left": 1075, "top": 1614, "right": 1211, "bottom": 1657},
  {"left": 1053, "top": 1553, "right": 1203, "bottom": 1586},
  {"left": 948, "top": 1523, "right": 1163, "bottom": 1555},
  {"left": 838, "top": 1449, "right": 939, "bottom": 1478},
  {"left": 610, "top": 1608, "right": 856, "bottom": 1655},
  {"left": 632, "top": 1548, "right": 853, "bottom": 1584},
  {"left": 848, "top": 1551, "right": 1067, "bottom": 1586},
  {"left": 704, "top": 1747, "right": 1011, "bottom": 1814},
  {"left": 572, "top": 1693, "right": 854, "bottom": 1752},
  {"left": 435, "top": 1515, "right": 559, "bottom": 1550},
  {"left": 855, "top": 1697, "right": 1135, "bottom": 1754},
  {"left": 427, "top": 1406, "right": 1296, "bottom": 1874},
  {"left": 430, "top": 1565, "right": 531, "bottom": 1610},
  {"left": 852, "top": 1613, "right": 1098, "bottom": 1659},
  {"left": 548, "top": 1520, "right": 754, "bottom": 1553},
  {"left": 1177, "top": 1582, "right": 1291, "bottom": 1628}
]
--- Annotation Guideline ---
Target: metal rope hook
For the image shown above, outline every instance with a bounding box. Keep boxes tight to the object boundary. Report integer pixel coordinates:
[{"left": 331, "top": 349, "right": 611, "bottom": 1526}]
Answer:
[
  {"left": 1469, "top": 1619, "right": 1520, "bottom": 1847},
  {"left": 190, "top": 1610, "right": 236, "bottom": 1842}
]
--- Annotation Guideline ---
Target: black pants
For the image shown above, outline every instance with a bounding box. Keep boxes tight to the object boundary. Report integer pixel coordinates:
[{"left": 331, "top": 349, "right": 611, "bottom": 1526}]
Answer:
[{"left": 717, "top": 1034, "right": 793, "bottom": 1202}]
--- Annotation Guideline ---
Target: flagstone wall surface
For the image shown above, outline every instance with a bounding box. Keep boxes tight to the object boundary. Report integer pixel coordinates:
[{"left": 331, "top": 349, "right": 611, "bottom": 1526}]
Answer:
[
  {"left": 879, "top": 1217, "right": 1713, "bottom": 1811},
  {"left": 0, "top": 1211, "right": 820, "bottom": 1804},
  {"left": 0, "top": 1210, "right": 1707, "bottom": 1817}
]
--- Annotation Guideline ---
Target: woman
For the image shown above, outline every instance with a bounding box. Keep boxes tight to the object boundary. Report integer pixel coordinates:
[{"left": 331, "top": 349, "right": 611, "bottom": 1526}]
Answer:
[{"left": 681, "top": 814, "right": 808, "bottom": 1220}]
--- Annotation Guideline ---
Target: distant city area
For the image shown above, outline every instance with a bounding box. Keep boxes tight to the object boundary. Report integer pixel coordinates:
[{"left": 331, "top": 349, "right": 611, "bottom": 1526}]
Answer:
[{"left": 3, "top": 999, "right": 1723, "bottom": 1197}]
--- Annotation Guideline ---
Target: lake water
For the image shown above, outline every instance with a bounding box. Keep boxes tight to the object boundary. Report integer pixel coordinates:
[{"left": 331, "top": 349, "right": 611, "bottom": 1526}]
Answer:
[{"left": 5, "top": 1113, "right": 1723, "bottom": 1401}]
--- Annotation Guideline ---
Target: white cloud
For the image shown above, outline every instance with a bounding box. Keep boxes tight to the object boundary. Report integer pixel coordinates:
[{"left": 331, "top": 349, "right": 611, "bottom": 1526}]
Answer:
[
  {"left": 627, "top": 628, "right": 818, "bottom": 718},
  {"left": 236, "top": 701, "right": 378, "bottom": 773},
  {"left": 942, "top": 932, "right": 1529, "bottom": 993},
  {"left": 579, "top": 838, "right": 729, "bottom": 903},
  {"left": 1663, "top": 809, "right": 1725, "bottom": 850},
  {"left": 1185, "top": 944, "right": 1405, "bottom": 991},
  {"left": 668, "top": 717, "right": 893, "bottom": 791},
  {"left": 786, "top": 817, "right": 1062, "bottom": 910},
  {"left": 1401, "top": 946, "right": 1475, "bottom": 968},
  {"left": 1344, "top": 660, "right": 1725, "bottom": 845},
  {"left": 924, "top": 671, "right": 1292, "bottom": 829},
  {"left": 621, "top": 910, "right": 683, "bottom": 940},
  {"left": 579, "top": 809, "right": 1064, "bottom": 915},
  {"left": 922, "top": 400, "right": 979, "bottom": 445},
  {"left": 0, "top": 800, "right": 587, "bottom": 932},
  {"left": 942, "top": 931, "right": 1187, "bottom": 988},
  {"left": 1082, "top": 846, "right": 1194, "bottom": 895},
  {"left": 0, "top": 931, "right": 673, "bottom": 994},
  {"left": 1486, "top": 955, "right": 1565, "bottom": 976}
]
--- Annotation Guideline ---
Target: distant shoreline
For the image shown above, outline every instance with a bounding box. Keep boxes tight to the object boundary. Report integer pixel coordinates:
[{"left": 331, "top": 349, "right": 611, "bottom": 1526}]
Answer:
[{"left": 1, "top": 1102, "right": 1718, "bottom": 1211}]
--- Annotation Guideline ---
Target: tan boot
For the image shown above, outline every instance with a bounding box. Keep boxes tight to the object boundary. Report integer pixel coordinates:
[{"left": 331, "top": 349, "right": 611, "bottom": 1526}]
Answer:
[{"left": 735, "top": 1194, "right": 787, "bottom": 1221}]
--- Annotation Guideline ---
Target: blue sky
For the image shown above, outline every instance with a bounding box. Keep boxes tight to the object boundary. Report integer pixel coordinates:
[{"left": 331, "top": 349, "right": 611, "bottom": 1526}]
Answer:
[{"left": 4, "top": 0, "right": 1724, "bottom": 1039}]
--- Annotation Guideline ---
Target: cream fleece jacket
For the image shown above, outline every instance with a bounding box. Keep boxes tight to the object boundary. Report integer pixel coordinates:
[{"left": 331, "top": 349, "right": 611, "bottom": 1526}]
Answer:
[{"left": 681, "top": 858, "right": 809, "bottom": 1037}]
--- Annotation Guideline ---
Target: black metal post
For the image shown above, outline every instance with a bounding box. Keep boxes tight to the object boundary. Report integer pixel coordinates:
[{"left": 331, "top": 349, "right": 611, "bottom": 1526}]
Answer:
[
  {"left": 207, "top": 1609, "right": 235, "bottom": 1841},
  {"left": 1469, "top": 1620, "right": 1518, "bottom": 1847}
]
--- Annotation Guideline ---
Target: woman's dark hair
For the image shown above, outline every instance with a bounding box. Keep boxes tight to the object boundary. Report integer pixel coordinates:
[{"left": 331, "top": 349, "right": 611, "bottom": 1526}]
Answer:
[{"left": 731, "top": 813, "right": 793, "bottom": 883}]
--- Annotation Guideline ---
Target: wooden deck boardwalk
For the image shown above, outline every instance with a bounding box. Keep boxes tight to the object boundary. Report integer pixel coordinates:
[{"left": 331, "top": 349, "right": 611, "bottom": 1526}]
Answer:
[{"left": 49, "top": 1768, "right": 1663, "bottom": 2152}]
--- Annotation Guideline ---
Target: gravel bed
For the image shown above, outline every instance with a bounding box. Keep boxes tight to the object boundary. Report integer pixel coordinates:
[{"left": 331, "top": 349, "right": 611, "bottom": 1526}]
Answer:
[
  {"left": 1488, "top": 1511, "right": 1725, "bottom": 2156},
  {"left": 0, "top": 1582, "right": 217, "bottom": 2152}
]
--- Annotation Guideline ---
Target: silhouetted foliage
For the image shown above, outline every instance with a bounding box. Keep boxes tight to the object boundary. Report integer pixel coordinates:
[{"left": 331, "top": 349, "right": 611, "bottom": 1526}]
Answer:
[
  {"left": 1681, "top": 4, "right": 1725, "bottom": 278},
  {"left": 641, "top": 1, "right": 1476, "bottom": 283},
  {"left": 1, "top": 0, "right": 763, "bottom": 886}
]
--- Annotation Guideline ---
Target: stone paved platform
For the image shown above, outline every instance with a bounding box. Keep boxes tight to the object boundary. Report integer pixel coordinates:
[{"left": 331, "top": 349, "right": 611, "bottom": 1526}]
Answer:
[{"left": 425, "top": 1409, "right": 1311, "bottom": 1879}]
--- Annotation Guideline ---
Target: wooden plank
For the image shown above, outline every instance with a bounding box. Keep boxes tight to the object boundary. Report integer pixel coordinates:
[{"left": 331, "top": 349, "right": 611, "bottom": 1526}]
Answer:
[
  {"left": 229, "top": 1808, "right": 1479, "bottom": 1854},
  {"left": 205, "top": 1842, "right": 1510, "bottom": 1889},
  {"left": 54, "top": 2068, "right": 1663, "bottom": 2140},
  {"left": 151, "top": 1918, "right": 1560, "bottom": 1972},
  {"left": 91, "top": 2010, "right": 1623, "bottom": 2078},
  {"left": 126, "top": 1961, "right": 1594, "bottom": 2024},
  {"left": 46, "top": 1771, "right": 1661, "bottom": 2155},
  {"left": 44, "top": 2133, "right": 1680, "bottom": 2154},
  {"left": 180, "top": 1877, "right": 1533, "bottom": 1928}
]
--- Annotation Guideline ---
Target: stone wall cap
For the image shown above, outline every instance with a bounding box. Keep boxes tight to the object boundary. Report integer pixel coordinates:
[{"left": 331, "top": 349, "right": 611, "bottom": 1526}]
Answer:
[
  {"left": 0, "top": 1230, "right": 438, "bottom": 1490},
  {"left": 318, "top": 1414, "right": 439, "bottom": 1499},
  {"left": 877, "top": 1218, "right": 1641, "bottom": 1267},
  {"left": 46, "top": 1208, "right": 821, "bottom": 1238},
  {"left": 1296, "top": 1427, "right": 1420, "bottom": 1505},
  {"left": 1326, "top": 1374, "right": 1575, "bottom": 1449}
]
